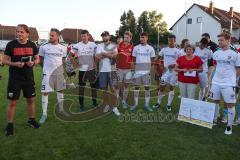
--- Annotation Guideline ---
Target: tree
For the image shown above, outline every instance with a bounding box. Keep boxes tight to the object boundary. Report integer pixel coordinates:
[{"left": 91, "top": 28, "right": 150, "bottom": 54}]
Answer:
[{"left": 117, "top": 10, "right": 169, "bottom": 45}]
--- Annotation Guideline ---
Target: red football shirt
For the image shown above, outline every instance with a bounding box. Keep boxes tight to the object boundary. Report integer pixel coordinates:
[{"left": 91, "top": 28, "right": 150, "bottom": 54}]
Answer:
[
  {"left": 116, "top": 42, "right": 134, "bottom": 69},
  {"left": 176, "top": 55, "right": 203, "bottom": 84}
]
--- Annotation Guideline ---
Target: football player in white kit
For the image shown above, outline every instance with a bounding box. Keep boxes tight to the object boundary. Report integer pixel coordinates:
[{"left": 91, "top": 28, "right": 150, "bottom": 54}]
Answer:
[
  {"left": 39, "top": 28, "right": 68, "bottom": 124},
  {"left": 131, "top": 32, "right": 155, "bottom": 111},
  {"left": 210, "top": 32, "right": 240, "bottom": 135},
  {"left": 153, "top": 34, "right": 181, "bottom": 111},
  {"left": 194, "top": 38, "right": 213, "bottom": 101}
]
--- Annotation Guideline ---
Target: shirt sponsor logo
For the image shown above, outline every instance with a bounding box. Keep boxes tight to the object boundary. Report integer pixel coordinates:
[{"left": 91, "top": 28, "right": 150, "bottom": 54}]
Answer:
[{"left": 13, "top": 48, "right": 33, "bottom": 56}]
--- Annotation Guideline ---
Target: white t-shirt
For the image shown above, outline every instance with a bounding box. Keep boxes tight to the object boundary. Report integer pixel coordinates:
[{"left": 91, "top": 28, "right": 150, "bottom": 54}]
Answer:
[
  {"left": 194, "top": 47, "right": 212, "bottom": 72},
  {"left": 71, "top": 41, "right": 97, "bottom": 71},
  {"left": 39, "top": 43, "right": 67, "bottom": 75},
  {"left": 179, "top": 48, "right": 186, "bottom": 56},
  {"left": 159, "top": 47, "right": 181, "bottom": 68},
  {"left": 212, "top": 49, "right": 240, "bottom": 86},
  {"left": 132, "top": 44, "right": 155, "bottom": 74},
  {"left": 96, "top": 42, "right": 117, "bottom": 72}
]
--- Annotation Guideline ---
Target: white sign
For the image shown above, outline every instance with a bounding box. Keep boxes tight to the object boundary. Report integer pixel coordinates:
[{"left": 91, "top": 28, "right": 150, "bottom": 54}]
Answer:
[
  {"left": 184, "top": 71, "right": 196, "bottom": 77},
  {"left": 178, "top": 98, "right": 216, "bottom": 129}
]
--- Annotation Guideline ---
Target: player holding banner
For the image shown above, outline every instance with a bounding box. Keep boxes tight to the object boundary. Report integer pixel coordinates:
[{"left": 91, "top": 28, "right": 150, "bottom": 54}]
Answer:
[
  {"left": 153, "top": 34, "right": 181, "bottom": 111},
  {"left": 39, "top": 28, "right": 68, "bottom": 124},
  {"left": 210, "top": 32, "right": 240, "bottom": 135}
]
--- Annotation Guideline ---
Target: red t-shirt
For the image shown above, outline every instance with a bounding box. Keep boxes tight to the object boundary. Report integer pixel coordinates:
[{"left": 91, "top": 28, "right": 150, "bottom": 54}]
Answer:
[
  {"left": 176, "top": 55, "right": 203, "bottom": 84},
  {"left": 116, "top": 42, "right": 134, "bottom": 69},
  {"left": 237, "top": 48, "right": 240, "bottom": 53}
]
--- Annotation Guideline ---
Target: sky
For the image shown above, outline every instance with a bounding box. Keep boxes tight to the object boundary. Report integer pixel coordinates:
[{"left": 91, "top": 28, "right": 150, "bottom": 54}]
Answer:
[{"left": 0, "top": 0, "right": 239, "bottom": 40}]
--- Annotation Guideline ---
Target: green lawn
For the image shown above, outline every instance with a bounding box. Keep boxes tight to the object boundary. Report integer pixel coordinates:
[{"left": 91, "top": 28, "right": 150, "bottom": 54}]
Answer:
[{"left": 0, "top": 66, "right": 240, "bottom": 160}]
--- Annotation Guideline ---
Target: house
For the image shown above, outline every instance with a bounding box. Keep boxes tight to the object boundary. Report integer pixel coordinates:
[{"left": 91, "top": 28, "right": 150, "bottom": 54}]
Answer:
[
  {"left": 61, "top": 28, "right": 94, "bottom": 43},
  {"left": 0, "top": 24, "right": 39, "bottom": 50},
  {"left": 0, "top": 24, "right": 39, "bottom": 41},
  {"left": 169, "top": 1, "right": 240, "bottom": 44}
]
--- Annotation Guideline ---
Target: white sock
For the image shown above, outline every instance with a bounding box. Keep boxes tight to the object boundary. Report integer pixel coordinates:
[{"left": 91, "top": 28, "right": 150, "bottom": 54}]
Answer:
[
  {"left": 227, "top": 107, "right": 235, "bottom": 127},
  {"left": 42, "top": 95, "right": 48, "bottom": 116},
  {"left": 145, "top": 90, "right": 150, "bottom": 107},
  {"left": 167, "top": 91, "right": 174, "bottom": 106},
  {"left": 214, "top": 104, "right": 220, "bottom": 122},
  {"left": 134, "top": 90, "right": 139, "bottom": 106},
  {"left": 157, "top": 91, "right": 164, "bottom": 104},
  {"left": 57, "top": 92, "right": 64, "bottom": 112},
  {"left": 123, "top": 87, "right": 129, "bottom": 102}
]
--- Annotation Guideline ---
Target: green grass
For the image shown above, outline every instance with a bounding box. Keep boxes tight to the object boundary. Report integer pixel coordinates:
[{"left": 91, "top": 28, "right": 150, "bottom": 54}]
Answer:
[{"left": 0, "top": 66, "right": 240, "bottom": 160}]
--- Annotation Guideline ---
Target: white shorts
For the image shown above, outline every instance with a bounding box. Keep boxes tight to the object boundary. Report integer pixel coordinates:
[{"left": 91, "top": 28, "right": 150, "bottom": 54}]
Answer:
[
  {"left": 160, "top": 70, "right": 177, "bottom": 86},
  {"left": 198, "top": 72, "right": 208, "bottom": 88},
  {"left": 210, "top": 84, "right": 236, "bottom": 103},
  {"left": 41, "top": 74, "right": 66, "bottom": 93}
]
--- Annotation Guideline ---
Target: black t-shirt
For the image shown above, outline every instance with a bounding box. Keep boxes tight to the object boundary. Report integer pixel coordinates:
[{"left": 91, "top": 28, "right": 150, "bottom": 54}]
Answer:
[
  {"left": 207, "top": 40, "right": 218, "bottom": 67},
  {"left": 5, "top": 39, "right": 38, "bottom": 81}
]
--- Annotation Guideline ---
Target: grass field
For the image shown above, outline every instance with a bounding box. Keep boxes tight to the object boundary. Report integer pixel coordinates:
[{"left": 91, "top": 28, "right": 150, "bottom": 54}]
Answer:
[{"left": 0, "top": 66, "right": 240, "bottom": 160}]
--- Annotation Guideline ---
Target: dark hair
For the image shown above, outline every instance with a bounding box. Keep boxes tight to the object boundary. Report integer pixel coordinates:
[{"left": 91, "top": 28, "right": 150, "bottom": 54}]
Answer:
[
  {"left": 50, "top": 28, "right": 61, "bottom": 35},
  {"left": 200, "top": 38, "right": 208, "bottom": 45},
  {"left": 218, "top": 32, "right": 231, "bottom": 40},
  {"left": 168, "top": 34, "right": 176, "bottom": 39},
  {"left": 17, "top": 24, "right": 30, "bottom": 33},
  {"left": 180, "top": 39, "right": 189, "bottom": 48},
  {"left": 184, "top": 44, "right": 195, "bottom": 53},
  {"left": 81, "top": 30, "right": 89, "bottom": 35},
  {"left": 202, "top": 33, "right": 210, "bottom": 38},
  {"left": 140, "top": 32, "right": 148, "bottom": 37}
]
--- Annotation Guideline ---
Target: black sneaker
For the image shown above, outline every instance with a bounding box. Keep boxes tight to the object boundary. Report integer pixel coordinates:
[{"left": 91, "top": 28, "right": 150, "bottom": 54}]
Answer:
[
  {"left": 80, "top": 106, "right": 85, "bottom": 112},
  {"left": 167, "top": 105, "right": 171, "bottom": 112},
  {"left": 93, "top": 103, "right": 98, "bottom": 108},
  {"left": 5, "top": 123, "right": 14, "bottom": 136},
  {"left": 28, "top": 118, "right": 40, "bottom": 128},
  {"left": 152, "top": 103, "right": 160, "bottom": 109}
]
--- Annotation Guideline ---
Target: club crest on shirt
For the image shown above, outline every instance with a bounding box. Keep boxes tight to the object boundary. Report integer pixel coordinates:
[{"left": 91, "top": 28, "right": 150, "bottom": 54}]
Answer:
[{"left": 228, "top": 56, "right": 232, "bottom": 60}]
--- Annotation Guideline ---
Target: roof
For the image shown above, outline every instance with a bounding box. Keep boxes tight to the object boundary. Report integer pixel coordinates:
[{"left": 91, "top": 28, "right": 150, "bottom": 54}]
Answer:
[
  {"left": 0, "top": 24, "right": 39, "bottom": 41},
  {"left": 170, "top": 3, "right": 240, "bottom": 30},
  {"left": 61, "top": 28, "right": 94, "bottom": 43}
]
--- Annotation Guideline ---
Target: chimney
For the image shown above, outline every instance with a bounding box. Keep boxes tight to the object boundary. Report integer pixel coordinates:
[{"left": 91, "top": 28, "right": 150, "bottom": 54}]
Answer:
[
  {"left": 209, "top": 1, "right": 214, "bottom": 14},
  {"left": 229, "top": 7, "right": 234, "bottom": 18}
]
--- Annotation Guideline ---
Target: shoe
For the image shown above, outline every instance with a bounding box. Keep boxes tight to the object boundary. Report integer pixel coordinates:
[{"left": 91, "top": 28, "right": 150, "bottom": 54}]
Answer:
[
  {"left": 152, "top": 103, "right": 160, "bottom": 109},
  {"left": 221, "top": 117, "right": 227, "bottom": 124},
  {"left": 166, "top": 105, "right": 171, "bottom": 112},
  {"left": 224, "top": 126, "right": 232, "bottom": 135},
  {"left": 146, "top": 106, "right": 153, "bottom": 112},
  {"left": 39, "top": 115, "right": 47, "bottom": 124},
  {"left": 93, "top": 102, "right": 98, "bottom": 108},
  {"left": 122, "top": 101, "right": 127, "bottom": 109},
  {"left": 112, "top": 107, "right": 121, "bottom": 116},
  {"left": 103, "top": 105, "right": 110, "bottom": 113},
  {"left": 233, "top": 119, "right": 240, "bottom": 126},
  {"left": 5, "top": 123, "right": 14, "bottom": 136},
  {"left": 80, "top": 106, "right": 85, "bottom": 112},
  {"left": 28, "top": 119, "right": 40, "bottom": 128},
  {"left": 130, "top": 105, "right": 137, "bottom": 111},
  {"left": 59, "top": 110, "right": 70, "bottom": 117}
]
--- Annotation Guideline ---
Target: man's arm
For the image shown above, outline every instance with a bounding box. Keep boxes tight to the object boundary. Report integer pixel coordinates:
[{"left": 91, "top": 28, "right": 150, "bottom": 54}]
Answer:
[{"left": 4, "top": 55, "right": 25, "bottom": 68}]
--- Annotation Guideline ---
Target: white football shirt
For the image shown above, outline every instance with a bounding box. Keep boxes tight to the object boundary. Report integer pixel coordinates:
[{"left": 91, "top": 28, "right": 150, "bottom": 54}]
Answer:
[
  {"left": 39, "top": 43, "right": 67, "bottom": 75},
  {"left": 212, "top": 49, "right": 240, "bottom": 86},
  {"left": 194, "top": 47, "right": 212, "bottom": 72},
  {"left": 159, "top": 47, "right": 181, "bottom": 68},
  {"left": 132, "top": 44, "right": 155, "bottom": 74}
]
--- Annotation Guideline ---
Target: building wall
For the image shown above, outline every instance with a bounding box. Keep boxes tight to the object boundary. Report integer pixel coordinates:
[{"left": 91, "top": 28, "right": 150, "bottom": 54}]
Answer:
[
  {"left": 171, "top": 5, "right": 221, "bottom": 45},
  {"left": 232, "top": 29, "right": 240, "bottom": 39}
]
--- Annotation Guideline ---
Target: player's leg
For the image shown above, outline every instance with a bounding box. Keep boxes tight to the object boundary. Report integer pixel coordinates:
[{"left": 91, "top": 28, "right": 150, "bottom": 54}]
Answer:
[
  {"left": 40, "top": 75, "right": 53, "bottom": 123},
  {"left": 122, "top": 70, "right": 132, "bottom": 109},
  {"left": 5, "top": 78, "right": 21, "bottom": 136},
  {"left": 222, "top": 87, "right": 237, "bottom": 135},
  {"left": 88, "top": 69, "right": 98, "bottom": 107},
  {"left": 78, "top": 71, "right": 86, "bottom": 111},
  {"left": 153, "top": 72, "right": 168, "bottom": 109},
  {"left": 209, "top": 84, "right": 221, "bottom": 124},
  {"left": 131, "top": 74, "right": 141, "bottom": 111},
  {"left": 143, "top": 73, "right": 152, "bottom": 112},
  {"left": 198, "top": 72, "right": 207, "bottom": 101},
  {"left": 110, "top": 71, "right": 121, "bottom": 116},
  {"left": 99, "top": 72, "right": 110, "bottom": 112},
  {"left": 166, "top": 73, "right": 177, "bottom": 111},
  {"left": 22, "top": 81, "right": 40, "bottom": 128}
]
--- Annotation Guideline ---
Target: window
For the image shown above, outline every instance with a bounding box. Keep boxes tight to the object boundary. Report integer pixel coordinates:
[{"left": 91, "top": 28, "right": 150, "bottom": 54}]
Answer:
[
  {"left": 187, "top": 18, "right": 192, "bottom": 24},
  {"left": 197, "top": 17, "right": 202, "bottom": 23}
]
